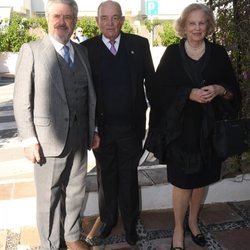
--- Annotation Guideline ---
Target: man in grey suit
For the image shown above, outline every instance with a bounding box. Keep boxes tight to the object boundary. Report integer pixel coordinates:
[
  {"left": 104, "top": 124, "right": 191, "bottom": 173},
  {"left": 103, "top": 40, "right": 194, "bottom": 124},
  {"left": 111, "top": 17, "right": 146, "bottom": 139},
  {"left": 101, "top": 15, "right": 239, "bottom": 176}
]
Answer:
[{"left": 13, "top": 0, "right": 97, "bottom": 249}]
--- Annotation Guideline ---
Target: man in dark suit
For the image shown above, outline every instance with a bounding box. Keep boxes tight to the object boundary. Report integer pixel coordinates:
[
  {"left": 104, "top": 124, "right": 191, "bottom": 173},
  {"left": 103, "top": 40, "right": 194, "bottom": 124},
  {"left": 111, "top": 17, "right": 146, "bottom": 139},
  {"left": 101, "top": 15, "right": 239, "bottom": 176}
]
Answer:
[
  {"left": 13, "top": 0, "right": 97, "bottom": 249},
  {"left": 82, "top": 0, "right": 154, "bottom": 246}
]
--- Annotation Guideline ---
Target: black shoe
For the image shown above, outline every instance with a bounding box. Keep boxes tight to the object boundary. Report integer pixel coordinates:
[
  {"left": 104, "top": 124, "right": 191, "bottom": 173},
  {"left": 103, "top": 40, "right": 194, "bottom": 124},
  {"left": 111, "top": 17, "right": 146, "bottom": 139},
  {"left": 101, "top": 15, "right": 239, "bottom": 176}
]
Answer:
[
  {"left": 125, "top": 229, "right": 137, "bottom": 245},
  {"left": 98, "top": 223, "right": 114, "bottom": 238},
  {"left": 190, "top": 232, "right": 206, "bottom": 247},
  {"left": 187, "top": 225, "right": 206, "bottom": 247}
]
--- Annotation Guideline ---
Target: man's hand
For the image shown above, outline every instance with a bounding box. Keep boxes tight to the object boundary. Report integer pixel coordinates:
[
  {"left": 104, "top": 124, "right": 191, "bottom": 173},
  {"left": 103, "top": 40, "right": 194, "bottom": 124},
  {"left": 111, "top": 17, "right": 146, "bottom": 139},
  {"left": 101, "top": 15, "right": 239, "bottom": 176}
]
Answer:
[
  {"left": 91, "top": 132, "right": 100, "bottom": 149},
  {"left": 24, "top": 143, "right": 43, "bottom": 164}
]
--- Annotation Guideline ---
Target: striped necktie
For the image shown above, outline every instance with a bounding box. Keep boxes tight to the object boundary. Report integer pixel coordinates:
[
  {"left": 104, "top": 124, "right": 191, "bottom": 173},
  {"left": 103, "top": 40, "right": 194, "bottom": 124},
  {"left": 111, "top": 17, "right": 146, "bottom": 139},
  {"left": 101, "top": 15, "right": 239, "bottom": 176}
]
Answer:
[
  {"left": 63, "top": 45, "right": 73, "bottom": 68},
  {"left": 109, "top": 40, "right": 117, "bottom": 55}
]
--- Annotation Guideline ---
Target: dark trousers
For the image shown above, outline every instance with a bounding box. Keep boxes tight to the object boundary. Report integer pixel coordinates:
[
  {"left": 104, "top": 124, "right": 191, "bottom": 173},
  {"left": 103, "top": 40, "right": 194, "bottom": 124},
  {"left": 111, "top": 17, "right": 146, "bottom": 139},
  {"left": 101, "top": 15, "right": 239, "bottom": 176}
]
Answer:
[{"left": 94, "top": 125, "right": 142, "bottom": 232}]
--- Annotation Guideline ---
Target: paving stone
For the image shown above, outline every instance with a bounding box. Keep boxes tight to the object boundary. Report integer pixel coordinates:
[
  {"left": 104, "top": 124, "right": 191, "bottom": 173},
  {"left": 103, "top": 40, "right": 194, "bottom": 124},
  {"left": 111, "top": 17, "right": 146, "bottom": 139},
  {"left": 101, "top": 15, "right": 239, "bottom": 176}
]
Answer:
[
  {"left": 0, "top": 148, "right": 23, "bottom": 162},
  {"left": 13, "top": 182, "right": 36, "bottom": 199},
  {"left": 0, "top": 230, "right": 7, "bottom": 250},
  {"left": 138, "top": 170, "right": 154, "bottom": 186},
  {"left": 143, "top": 168, "right": 167, "bottom": 185},
  {"left": 85, "top": 174, "right": 98, "bottom": 192},
  {"left": 1, "top": 201, "right": 250, "bottom": 249},
  {"left": 140, "top": 209, "right": 174, "bottom": 231},
  {"left": 151, "top": 238, "right": 170, "bottom": 250},
  {"left": 234, "top": 200, "right": 250, "bottom": 218},
  {"left": 6, "top": 228, "right": 20, "bottom": 250},
  {"left": 82, "top": 215, "right": 99, "bottom": 235},
  {"left": 0, "top": 173, "right": 34, "bottom": 183},
  {"left": 201, "top": 202, "right": 243, "bottom": 225},
  {"left": 0, "top": 184, "right": 13, "bottom": 200},
  {"left": 104, "top": 242, "right": 137, "bottom": 249},
  {"left": 213, "top": 228, "right": 250, "bottom": 250},
  {"left": 19, "top": 227, "right": 40, "bottom": 248}
]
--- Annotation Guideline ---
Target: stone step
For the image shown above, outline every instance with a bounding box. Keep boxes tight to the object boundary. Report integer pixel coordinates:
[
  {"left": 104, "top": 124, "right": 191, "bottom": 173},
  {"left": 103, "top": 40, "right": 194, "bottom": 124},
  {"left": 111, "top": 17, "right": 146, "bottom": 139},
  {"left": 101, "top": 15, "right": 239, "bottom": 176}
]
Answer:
[{"left": 1, "top": 163, "right": 250, "bottom": 230}]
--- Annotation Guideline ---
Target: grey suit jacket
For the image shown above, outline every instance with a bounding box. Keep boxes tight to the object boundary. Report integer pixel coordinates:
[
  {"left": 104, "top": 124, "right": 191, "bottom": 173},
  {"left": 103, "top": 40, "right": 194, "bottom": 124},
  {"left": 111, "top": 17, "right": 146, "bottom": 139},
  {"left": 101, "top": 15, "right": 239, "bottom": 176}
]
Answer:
[{"left": 14, "top": 35, "right": 96, "bottom": 156}]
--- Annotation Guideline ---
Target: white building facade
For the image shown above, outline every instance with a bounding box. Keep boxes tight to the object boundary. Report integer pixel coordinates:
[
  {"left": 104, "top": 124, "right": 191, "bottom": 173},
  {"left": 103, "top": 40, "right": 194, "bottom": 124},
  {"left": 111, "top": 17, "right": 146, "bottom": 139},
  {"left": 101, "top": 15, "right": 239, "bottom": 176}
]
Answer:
[{"left": 0, "top": 0, "right": 203, "bottom": 21}]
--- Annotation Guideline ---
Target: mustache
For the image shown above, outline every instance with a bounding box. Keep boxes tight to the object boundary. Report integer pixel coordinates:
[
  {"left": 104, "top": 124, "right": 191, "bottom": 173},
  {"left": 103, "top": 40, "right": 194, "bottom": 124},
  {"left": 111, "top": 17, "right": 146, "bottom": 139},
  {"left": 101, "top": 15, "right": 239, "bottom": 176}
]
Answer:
[{"left": 55, "top": 25, "right": 68, "bottom": 29}]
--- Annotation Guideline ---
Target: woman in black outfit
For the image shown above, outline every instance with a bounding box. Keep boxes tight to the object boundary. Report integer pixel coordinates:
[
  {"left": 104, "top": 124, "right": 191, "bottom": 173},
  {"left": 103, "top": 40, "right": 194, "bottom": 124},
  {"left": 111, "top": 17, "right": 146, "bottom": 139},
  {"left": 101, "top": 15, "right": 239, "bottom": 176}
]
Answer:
[{"left": 146, "top": 3, "right": 241, "bottom": 250}]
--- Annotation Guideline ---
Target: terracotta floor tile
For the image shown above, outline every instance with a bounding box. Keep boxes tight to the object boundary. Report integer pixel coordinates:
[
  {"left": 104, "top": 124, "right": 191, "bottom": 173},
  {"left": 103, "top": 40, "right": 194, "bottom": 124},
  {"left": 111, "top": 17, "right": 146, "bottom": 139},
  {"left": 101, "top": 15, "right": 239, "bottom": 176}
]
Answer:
[
  {"left": 0, "top": 230, "right": 7, "bottom": 250},
  {"left": 19, "top": 226, "right": 40, "bottom": 247},
  {"left": 0, "top": 183, "right": 13, "bottom": 200},
  {"left": 13, "top": 181, "right": 36, "bottom": 199},
  {"left": 201, "top": 203, "right": 242, "bottom": 225},
  {"left": 82, "top": 215, "right": 125, "bottom": 239},
  {"left": 0, "top": 173, "right": 34, "bottom": 183},
  {"left": 0, "top": 148, "right": 24, "bottom": 162},
  {"left": 235, "top": 200, "right": 250, "bottom": 217},
  {"left": 151, "top": 238, "right": 170, "bottom": 250},
  {"left": 82, "top": 215, "right": 99, "bottom": 235},
  {"left": 212, "top": 228, "right": 250, "bottom": 250},
  {"left": 140, "top": 209, "right": 174, "bottom": 230},
  {"left": 104, "top": 241, "right": 137, "bottom": 249}
]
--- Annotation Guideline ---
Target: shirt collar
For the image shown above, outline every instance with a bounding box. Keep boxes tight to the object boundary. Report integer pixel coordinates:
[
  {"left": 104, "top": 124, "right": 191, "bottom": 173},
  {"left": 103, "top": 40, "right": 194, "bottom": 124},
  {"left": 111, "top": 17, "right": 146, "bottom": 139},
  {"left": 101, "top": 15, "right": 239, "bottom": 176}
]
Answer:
[
  {"left": 49, "top": 35, "right": 74, "bottom": 62},
  {"left": 102, "top": 34, "right": 121, "bottom": 50}
]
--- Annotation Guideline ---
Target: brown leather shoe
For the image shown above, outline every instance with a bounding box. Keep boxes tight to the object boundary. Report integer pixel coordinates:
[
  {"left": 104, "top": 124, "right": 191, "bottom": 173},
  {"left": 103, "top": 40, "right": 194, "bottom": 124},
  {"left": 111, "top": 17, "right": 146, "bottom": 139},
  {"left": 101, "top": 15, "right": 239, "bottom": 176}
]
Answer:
[{"left": 66, "top": 240, "right": 90, "bottom": 250}]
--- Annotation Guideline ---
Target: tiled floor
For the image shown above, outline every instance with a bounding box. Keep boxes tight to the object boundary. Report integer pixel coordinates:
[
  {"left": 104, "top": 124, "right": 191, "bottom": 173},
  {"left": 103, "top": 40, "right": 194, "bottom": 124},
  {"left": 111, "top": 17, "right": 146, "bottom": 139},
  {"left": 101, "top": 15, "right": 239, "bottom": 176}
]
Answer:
[{"left": 1, "top": 200, "right": 250, "bottom": 249}]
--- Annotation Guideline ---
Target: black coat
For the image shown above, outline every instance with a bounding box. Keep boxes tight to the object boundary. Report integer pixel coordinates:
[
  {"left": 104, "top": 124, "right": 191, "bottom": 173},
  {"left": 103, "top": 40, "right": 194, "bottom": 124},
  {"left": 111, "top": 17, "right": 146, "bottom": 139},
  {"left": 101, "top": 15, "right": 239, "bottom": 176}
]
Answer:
[
  {"left": 82, "top": 32, "right": 155, "bottom": 140},
  {"left": 146, "top": 39, "right": 241, "bottom": 170}
]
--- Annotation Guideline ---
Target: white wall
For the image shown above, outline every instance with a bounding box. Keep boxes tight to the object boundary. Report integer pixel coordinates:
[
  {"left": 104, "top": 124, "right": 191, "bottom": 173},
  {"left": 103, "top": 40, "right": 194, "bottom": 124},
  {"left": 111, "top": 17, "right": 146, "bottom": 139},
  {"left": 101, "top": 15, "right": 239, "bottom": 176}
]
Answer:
[
  {"left": 31, "top": 0, "right": 203, "bottom": 18},
  {"left": 0, "top": 0, "right": 23, "bottom": 10}
]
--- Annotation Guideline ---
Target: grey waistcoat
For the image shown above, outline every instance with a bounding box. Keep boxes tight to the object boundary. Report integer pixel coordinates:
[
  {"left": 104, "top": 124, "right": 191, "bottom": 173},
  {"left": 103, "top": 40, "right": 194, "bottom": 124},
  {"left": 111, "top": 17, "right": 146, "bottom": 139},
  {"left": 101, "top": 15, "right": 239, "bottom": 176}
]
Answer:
[{"left": 58, "top": 51, "right": 88, "bottom": 129}]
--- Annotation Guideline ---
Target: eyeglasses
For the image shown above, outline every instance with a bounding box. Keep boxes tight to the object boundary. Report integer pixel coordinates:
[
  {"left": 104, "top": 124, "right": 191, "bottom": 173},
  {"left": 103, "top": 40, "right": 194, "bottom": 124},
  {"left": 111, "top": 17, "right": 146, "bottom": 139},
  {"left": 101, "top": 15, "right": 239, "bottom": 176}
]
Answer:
[{"left": 50, "top": 14, "right": 75, "bottom": 22}]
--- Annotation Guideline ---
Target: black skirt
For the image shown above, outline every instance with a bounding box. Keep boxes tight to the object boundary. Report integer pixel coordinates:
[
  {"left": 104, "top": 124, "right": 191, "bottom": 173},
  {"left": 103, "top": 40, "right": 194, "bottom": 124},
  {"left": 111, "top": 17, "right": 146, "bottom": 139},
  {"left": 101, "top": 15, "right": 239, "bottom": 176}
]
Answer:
[{"left": 166, "top": 102, "right": 222, "bottom": 189}]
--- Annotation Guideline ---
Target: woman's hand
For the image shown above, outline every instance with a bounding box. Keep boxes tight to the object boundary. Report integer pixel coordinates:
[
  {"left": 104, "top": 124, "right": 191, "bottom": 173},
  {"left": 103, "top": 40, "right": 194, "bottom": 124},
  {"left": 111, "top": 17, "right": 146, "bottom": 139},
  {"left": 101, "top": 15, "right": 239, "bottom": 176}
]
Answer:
[
  {"left": 190, "top": 85, "right": 226, "bottom": 103},
  {"left": 189, "top": 88, "right": 210, "bottom": 103}
]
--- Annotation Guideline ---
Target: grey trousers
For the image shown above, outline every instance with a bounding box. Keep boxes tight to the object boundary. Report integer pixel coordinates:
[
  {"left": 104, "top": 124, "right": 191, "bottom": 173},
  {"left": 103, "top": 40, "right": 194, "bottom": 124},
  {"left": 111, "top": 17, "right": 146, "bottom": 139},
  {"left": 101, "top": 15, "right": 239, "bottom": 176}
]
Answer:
[{"left": 34, "top": 122, "right": 87, "bottom": 249}]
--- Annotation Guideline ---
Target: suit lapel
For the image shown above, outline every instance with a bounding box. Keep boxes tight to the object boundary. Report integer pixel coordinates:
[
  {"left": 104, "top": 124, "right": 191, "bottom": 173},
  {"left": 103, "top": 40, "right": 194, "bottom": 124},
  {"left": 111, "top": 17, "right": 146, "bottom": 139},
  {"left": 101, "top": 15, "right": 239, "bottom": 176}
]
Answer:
[
  {"left": 73, "top": 43, "right": 96, "bottom": 100},
  {"left": 41, "top": 36, "right": 67, "bottom": 102},
  {"left": 73, "top": 43, "right": 91, "bottom": 80}
]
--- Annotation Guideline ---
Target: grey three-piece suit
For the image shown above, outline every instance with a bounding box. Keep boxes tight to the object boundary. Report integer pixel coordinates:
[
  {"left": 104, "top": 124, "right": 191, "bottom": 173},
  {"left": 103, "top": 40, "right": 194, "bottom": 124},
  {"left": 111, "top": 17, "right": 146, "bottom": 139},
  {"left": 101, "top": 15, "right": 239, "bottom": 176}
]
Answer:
[{"left": 13, "top": 35, "right": 96, "bottom": 249}]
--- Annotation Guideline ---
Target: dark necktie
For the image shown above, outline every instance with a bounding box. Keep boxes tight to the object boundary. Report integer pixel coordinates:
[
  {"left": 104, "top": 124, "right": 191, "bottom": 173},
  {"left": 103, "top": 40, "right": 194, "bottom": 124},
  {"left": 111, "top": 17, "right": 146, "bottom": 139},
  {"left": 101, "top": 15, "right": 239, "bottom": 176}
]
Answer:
[
  {"left": 63, "top": 45, "right": 73, "bottom": 68},
  {"left": 109, "top": 40, "right": 117, "bottom": 55}
]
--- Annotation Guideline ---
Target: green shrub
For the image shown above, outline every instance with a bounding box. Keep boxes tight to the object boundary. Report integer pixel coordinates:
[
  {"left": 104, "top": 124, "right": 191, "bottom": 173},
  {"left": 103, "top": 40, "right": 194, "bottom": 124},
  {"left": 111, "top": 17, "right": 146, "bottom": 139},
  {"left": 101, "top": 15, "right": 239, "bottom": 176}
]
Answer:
[
  {"left": 76, "top": 17, "right": 134, "bottom": 38},
  {"left": 122, "top": 20, "right": 134, "bottom": 34},
  {"left": 144, "top": 18, "right": 160, "bottom": 33},
  {"left": 204, "top": 0, "right": 250, "bottom": 173},
  {"left": 28, "top": 15, "right": 48, "bottom": 33},
  {"left": 153, "top": 39, "right": 159, "bottom": 47},
  {"left": 77, "top": 16, "right": 99, "bottom": 39},
  {"left": 159, "top": 21, "right": 180, "bottom": 47},
  {"left": 0, "top": 12, "right": 37, "bottom": 52}
]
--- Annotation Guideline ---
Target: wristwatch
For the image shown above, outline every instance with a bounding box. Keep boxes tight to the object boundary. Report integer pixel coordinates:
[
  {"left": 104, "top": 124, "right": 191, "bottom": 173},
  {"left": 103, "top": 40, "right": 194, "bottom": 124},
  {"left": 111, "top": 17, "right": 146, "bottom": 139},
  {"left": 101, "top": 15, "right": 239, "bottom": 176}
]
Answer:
[{"left": 222, "top": 89, "right": 228, "bottom": 96}]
